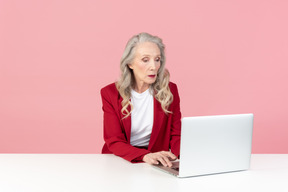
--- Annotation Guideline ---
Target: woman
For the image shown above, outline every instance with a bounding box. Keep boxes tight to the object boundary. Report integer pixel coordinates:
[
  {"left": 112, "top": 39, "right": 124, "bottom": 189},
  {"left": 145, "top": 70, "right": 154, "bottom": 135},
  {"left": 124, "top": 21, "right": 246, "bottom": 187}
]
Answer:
[{"left": 100, "top": 32, "right": 181, "bottom": 167}]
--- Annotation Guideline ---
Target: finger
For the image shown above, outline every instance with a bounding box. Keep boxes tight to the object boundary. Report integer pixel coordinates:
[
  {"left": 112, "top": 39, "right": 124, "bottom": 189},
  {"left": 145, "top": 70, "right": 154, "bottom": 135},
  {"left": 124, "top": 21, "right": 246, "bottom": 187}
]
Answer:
[
  {"left": 158, "top": 153, "right": 173, "bottom": 167},
  {"left": 150, "top": 158, "right": 159, "bottom": 165},
  {"left": 163, "top": 151, "right": 177, "bottom": 160},
  {"left": 156, "top": 156, "right": 168, "bottom": 167},
  {"left": 161, "top": 155, "right": 173, "bottom": 167}
]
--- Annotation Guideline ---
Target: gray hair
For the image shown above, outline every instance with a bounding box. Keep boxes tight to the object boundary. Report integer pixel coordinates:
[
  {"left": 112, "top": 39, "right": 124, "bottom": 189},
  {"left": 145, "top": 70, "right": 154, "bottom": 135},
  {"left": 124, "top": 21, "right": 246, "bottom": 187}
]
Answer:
[{"left": 116, "top": 32, "right": 172, "bottom": 118}]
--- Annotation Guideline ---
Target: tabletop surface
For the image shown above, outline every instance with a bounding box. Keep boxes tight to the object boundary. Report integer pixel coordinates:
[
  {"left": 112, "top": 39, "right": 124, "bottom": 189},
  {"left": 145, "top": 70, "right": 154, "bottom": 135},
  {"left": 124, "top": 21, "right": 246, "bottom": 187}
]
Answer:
[{"left": 0, "top": 154, "right": 287, "bottom": 192}]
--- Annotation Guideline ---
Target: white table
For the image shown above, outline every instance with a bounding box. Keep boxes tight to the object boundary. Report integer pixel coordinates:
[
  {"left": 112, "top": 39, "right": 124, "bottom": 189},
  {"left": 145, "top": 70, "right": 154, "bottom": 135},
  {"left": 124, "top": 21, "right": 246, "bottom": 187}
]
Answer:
[{"left": 0, "top": 154, "right": 287, "bottom": 192}]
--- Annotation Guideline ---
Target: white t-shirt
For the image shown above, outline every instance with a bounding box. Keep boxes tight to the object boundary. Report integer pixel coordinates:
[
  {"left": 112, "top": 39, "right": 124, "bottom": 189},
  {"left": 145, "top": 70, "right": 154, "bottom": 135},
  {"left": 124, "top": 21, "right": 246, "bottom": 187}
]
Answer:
[{"left": 130, "top": 88, "right": 154, "bottom": 147}]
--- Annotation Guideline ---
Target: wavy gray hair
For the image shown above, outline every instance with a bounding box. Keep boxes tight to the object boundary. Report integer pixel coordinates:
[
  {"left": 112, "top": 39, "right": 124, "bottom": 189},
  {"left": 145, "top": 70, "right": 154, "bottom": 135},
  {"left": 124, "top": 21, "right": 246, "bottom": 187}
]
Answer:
[{"left": 116, "top": 32, "right": 173, "bottom": 119}]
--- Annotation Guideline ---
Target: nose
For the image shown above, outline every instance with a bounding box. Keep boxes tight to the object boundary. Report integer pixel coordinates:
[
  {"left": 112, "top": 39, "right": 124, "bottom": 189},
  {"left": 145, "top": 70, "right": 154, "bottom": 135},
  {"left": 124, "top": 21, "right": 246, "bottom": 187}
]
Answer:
[{"left": 150, "top": 61, "right": 157, "bottom": 70}]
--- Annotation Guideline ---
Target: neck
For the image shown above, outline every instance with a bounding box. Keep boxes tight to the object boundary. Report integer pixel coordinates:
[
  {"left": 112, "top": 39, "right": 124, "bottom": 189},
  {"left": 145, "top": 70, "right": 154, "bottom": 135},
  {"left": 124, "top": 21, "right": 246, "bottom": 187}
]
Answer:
[{"left": 134, "top": 82, "right": 149, "bottom": 93}]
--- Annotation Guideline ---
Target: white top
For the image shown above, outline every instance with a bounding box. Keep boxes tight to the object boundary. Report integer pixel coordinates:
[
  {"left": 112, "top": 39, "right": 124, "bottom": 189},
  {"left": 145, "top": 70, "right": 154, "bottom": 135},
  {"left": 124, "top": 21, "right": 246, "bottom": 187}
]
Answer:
[{"left": 130, "top": 88, "right": 154, "bottom": 147}]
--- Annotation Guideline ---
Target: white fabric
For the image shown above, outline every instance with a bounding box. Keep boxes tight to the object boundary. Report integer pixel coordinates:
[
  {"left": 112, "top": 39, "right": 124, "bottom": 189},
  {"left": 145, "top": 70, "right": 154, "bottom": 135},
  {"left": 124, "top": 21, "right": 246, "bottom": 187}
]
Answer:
[{"left": 130, "top": 88, "right": 154, "bottom": 147}]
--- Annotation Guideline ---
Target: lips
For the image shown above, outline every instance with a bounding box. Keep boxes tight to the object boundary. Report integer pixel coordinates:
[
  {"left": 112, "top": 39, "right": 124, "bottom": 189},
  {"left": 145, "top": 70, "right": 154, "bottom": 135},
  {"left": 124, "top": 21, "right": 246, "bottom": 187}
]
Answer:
[{"left": 148, "top": 75, "right": 156, "bottom": 78}]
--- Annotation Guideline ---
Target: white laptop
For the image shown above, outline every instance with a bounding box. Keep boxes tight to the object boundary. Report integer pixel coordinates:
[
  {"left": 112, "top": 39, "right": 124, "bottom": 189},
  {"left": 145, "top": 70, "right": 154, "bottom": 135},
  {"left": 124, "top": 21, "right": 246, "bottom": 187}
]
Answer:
[{"left": 153, "top": 113, "right": 254, "bottom": 178}]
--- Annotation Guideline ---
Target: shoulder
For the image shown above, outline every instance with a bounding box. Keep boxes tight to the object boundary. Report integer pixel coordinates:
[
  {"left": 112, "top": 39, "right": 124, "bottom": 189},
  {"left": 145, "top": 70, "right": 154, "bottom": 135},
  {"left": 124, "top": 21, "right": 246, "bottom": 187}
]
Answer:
[
  {"left": 101, "top": 82, "right": 117, "bottom": 93},
  {"left": 168, "top": 81, "right": 179, "bottom": 93},
  {"left": 100, "top": 82, "right": 119, "bottom": 99},
  {"left": 168, "top": 81, "right": 181, "bottom": 104}
]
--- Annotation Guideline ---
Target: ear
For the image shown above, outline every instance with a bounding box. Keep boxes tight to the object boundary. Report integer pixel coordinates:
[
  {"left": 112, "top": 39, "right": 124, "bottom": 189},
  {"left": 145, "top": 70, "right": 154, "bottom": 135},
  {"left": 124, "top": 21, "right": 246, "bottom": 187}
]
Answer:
[{"left": 128, "top": 63, "right": 133, "bottom": 70}]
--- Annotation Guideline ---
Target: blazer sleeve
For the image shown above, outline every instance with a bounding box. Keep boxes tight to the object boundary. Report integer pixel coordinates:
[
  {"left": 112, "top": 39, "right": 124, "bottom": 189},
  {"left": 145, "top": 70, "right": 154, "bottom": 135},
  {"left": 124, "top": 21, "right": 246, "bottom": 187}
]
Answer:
[
  {"left": 169, "top": 83, "right": 182, "bottom": 158},
  {"left": 101, "top": 87, "right": 151, "bottom": 163}
]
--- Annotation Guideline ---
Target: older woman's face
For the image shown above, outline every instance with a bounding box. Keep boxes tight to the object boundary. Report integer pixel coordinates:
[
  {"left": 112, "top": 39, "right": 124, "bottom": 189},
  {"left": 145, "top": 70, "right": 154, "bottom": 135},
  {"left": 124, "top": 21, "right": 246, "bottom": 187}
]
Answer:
[{"left": 128, "top": 41, "right": 161, "bottom": 90}]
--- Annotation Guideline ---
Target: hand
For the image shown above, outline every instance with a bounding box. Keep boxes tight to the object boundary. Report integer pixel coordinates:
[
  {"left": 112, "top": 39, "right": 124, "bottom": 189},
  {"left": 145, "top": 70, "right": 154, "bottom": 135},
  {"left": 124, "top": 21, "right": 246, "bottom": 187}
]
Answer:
[{"left": 142, "top": 151, "right": 177, "bottom": 167}]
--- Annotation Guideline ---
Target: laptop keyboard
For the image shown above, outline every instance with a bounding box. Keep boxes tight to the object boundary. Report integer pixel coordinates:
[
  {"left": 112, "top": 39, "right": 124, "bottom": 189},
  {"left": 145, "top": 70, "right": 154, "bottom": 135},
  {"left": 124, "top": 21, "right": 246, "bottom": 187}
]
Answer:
[
  {"left": 170, "top": 161, "right": 180, "bottom": 172},
  {"left": 172, "top": 167, "right": 179, "bottom": 172}
]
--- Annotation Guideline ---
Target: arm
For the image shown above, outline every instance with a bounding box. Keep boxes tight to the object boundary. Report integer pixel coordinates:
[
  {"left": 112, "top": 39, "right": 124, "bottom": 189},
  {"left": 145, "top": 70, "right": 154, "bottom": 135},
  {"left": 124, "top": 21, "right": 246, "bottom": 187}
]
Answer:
[
  {"left": 101, "top": 87, "right": 150, "bottom": 162},
  {"left": 169, "top": 83, "right": 181, "bottom": 158}
]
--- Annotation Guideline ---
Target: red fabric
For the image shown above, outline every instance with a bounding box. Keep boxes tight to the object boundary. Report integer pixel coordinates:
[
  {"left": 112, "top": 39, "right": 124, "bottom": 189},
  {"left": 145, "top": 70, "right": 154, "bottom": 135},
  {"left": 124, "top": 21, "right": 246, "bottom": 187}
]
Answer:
[{"left": 100, "top": 82, "right": 181, "bottom": 163}]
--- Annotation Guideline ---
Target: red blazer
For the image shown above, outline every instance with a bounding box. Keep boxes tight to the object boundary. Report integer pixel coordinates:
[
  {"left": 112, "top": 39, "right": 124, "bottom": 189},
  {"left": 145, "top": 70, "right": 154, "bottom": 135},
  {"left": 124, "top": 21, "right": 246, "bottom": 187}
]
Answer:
[{"left": 100, "top": 82, "right": 181, "bottom": 163}]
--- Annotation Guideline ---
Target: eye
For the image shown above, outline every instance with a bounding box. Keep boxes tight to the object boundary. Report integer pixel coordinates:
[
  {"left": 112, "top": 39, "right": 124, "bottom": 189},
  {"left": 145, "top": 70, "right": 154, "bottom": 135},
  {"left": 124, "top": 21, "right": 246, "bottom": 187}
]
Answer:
[
  {"left": 156, "top": 57, "right": 161, "bottom": 62},
  {"left": 142, "top": 58, "right": 149, "bottom": 62}
]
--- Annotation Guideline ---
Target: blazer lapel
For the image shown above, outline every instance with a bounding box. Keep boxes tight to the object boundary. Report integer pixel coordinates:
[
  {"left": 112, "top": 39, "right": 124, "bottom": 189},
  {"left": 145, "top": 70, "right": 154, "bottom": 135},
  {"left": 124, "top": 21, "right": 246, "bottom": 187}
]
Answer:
[
  {"left": 118, "top": 97, "right": 131, "bottom": 143},
  {"left": 148, "top": 97, "right": 166, "bottom": 150}
]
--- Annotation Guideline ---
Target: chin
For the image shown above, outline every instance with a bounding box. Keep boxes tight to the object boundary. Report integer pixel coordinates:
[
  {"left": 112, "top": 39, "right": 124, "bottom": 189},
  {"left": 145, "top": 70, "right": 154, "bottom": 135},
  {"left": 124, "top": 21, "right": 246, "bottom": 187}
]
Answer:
[
  {"left": 145, "top": 77, "right": 157, "bottom": 85},
  {"left": 149, "top": 80, "right": 157, "bottom": 85}
]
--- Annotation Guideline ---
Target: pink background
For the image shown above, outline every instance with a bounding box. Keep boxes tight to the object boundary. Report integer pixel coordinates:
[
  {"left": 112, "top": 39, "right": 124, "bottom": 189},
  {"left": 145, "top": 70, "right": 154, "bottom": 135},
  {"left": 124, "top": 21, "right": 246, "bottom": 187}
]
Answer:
[{"left": 0, "top": 0, "right": 287, "bottom": 153}]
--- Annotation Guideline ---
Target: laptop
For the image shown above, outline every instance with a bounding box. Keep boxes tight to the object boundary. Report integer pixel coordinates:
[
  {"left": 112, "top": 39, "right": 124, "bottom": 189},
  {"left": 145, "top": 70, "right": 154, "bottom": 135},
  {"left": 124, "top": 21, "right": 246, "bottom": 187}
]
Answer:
[{"left": 153, "top": 113, "right": 254, "bottom": 178}]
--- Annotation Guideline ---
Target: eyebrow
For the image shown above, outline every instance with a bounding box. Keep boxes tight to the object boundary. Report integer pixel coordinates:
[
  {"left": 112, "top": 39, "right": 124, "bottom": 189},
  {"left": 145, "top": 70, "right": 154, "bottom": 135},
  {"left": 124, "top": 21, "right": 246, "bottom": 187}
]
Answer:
[{"left": 142, "top": 54, "right": 161, "bottom": 57}]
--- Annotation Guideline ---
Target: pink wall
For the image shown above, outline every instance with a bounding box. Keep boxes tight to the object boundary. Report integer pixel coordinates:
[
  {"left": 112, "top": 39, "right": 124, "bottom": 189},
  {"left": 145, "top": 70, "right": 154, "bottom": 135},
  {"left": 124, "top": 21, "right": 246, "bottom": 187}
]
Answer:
[{"left": 1, "top": 0, "right": 287, "bottom": 153}]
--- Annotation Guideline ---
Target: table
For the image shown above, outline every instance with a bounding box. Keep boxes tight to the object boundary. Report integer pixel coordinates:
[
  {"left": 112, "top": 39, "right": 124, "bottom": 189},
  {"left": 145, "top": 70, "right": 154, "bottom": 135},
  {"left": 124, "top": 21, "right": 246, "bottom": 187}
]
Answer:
[{"left": 0, "top": 154, "right": 287, "bottom": 192}]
